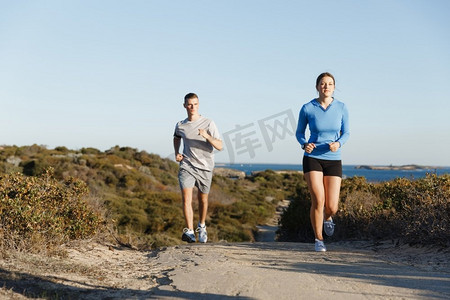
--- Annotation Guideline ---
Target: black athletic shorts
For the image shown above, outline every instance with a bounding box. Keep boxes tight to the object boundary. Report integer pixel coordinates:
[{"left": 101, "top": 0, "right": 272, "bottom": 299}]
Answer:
[{"left": 302, "top": 156, "right": 342, "bottom": 177}]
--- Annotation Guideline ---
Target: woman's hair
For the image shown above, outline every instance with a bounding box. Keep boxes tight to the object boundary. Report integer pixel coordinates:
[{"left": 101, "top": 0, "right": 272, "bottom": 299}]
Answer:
[
  {"left": 184, "top": 93, "right": 198, "bottom": 103},
  {"left": 316, "top": 72, "right": 335, "bottom": 88}
]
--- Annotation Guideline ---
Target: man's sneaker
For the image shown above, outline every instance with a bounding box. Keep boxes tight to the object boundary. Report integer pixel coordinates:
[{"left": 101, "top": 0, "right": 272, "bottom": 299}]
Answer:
[
  {"left": 196, "top": 224, "right": 208, "bottom": 243},
  {"left": 181, "top": 228, "right": 196, "bottom": 243},
  {"left": 324, "top": 218, "right": 335, "bottom": 237},
  {"left": 315, "top": 239, "right": 327, "bottom": 252}
]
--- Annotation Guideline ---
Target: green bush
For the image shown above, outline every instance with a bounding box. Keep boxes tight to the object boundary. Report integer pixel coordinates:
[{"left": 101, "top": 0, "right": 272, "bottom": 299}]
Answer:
[
  {"left": 54, "top": 146, "right": 69, "bottom": 153},
  {"left": 278, "top": 183, "right": 312, "bottom": 242},
  {"left": 392, "top": 174, "right": 450, "bottom": 246},
  {"left": 20, "top": 159, "right": 49, "bottom": 176},
  {"left": 279, "top": 173, "right": 450, "bottom": 247},
  {"left": 0, "top": 169, "right": 104, "bottom": 252},
  {"left": 81, "top": 147, "right": 101, "bottom": 155}
]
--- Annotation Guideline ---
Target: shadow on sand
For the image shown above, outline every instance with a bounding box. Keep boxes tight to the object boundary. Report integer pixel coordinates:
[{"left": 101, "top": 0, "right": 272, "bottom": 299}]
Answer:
[
  {"left": 0, "top": 267, "right": 252, "bottom": 299},
  {"left": 224, "top": 242, "right": 450, "bottom": 299}
]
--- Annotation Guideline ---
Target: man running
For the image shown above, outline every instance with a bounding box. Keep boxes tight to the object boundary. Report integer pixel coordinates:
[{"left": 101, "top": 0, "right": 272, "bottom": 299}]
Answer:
[{"left": 173, "top": 93, "right": 223, "bottom": 243}]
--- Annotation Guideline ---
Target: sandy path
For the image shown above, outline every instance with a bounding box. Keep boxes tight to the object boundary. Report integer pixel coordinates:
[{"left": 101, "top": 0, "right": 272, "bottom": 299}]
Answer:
[
  {"left": 1, "top": 241, "right": 449, "bottom": 299},
  {"left": 256, "top": 199, "right": 290, "bottom": 242},
  {"left": 1, "top": 196, "right": 449, "bottom": 300},
  {"left": 152, "top": 242, "right": 450, "bottom": 299},
  {"left": 1, "top": 196, "right": 449, "bottom": 299}
]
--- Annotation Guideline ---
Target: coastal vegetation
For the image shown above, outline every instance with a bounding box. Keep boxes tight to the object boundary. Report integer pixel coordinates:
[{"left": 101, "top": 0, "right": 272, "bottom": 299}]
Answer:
[
  {"left": 279, "top": 173, "right": 450, "bottom": 247},
  {"left": 0, "top": 169, "right": 104, "bottom": 255},
  {"left": 0, "top": 145, "right": 290, "bottom": 254},
  {"left": 0, "top": 144, "right": 448, "bottom": 257}
]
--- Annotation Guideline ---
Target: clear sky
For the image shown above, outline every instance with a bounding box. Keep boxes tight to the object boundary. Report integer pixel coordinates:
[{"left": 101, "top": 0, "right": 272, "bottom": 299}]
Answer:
[{"left": 1, "top": 1, "right": 449, "bottom": 166}]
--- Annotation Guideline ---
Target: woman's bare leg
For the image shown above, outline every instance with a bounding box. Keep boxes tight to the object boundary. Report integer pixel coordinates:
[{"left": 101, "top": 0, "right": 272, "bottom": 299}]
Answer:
[
  {"left": 323, "top": 176, "right": 341, "bottom": 221},
  {"left": 305, "top": 171, "right": 325, "bottom": 240}
]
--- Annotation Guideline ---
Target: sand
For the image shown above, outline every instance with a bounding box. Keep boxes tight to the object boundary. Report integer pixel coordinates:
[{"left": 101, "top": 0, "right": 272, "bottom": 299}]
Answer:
[{"left": 0, "top": 239, "right": 449, "bottom": 299}]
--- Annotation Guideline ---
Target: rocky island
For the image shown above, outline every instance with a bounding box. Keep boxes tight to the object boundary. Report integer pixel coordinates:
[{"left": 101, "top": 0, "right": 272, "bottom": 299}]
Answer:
[{"left": 355, "top": 164, "right": 440, "bottom": 170}]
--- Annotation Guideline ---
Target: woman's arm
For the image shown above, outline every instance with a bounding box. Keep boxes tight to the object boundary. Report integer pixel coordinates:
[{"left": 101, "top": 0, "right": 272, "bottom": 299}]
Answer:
[
  {"left": 296, "top": 106, "right": 308, "bottom": 147},
  {"left": 336, "top": 103, "right": 350, "bottom": 146}
]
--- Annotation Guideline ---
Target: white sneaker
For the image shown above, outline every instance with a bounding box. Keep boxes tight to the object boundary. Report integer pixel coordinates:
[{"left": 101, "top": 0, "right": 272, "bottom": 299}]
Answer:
[
  {"left": 181, "top": 228, "right": 196, "bottom": 243},
  {"left": 324, "top": 217, "right": 335, "bottom": 237},
  {"left": 315, "top": 239, "right": 327, "bottom": 252},
  {"left": 196, "top": 224, "right": 207, "bottom": 243}
]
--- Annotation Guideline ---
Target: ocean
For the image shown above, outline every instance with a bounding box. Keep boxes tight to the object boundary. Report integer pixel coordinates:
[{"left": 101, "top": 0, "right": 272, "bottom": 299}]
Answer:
[{"left": 215, "top": 163, "right": 450, "bottom": 182}]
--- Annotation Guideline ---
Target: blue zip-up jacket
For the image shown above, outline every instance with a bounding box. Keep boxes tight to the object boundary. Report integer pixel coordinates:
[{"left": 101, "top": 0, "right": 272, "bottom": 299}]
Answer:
[{"left": 296, "top": 98, "right": 349, "bottom": 160}]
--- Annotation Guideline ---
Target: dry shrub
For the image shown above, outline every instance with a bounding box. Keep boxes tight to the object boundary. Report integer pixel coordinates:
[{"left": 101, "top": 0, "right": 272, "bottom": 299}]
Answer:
[
  {"left": 336, "top": 190, "right": 382, "bottom": 239},
  {"left": 397, "top": 174, "right": 450, "bottom": 246},
  {"left": 279, "top": 174, "right": 450, "bottom": 247},
  {"left": 0, "top": 169, "right": 105, "bottom": 255}
]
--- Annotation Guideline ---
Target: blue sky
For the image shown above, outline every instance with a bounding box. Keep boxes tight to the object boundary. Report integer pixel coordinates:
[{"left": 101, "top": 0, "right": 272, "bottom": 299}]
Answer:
[{"left": 1, "top": 1, "right": 449, "bottom": 166}]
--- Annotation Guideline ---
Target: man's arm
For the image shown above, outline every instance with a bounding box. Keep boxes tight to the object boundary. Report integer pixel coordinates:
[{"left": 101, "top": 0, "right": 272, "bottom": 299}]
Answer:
[
  {"left": 198, "top": 129, "right": 223, "bottom": 151},
  {"left": 173, "top": 136, "right": 184, "bottom": 161}
]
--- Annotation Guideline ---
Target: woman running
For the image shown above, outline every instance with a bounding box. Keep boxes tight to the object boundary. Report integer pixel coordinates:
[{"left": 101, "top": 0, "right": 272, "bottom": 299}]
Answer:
[{"left": 296, "top": 72, "right": 350, "bottom": 252}]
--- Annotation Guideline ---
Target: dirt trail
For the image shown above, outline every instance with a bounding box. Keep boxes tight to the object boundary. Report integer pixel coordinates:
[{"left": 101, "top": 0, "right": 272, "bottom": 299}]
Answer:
[
  {"left": 0, "top": 201, "right": 450, "bottom": 300},
  {"left": 153, "top": 242, "right": 450, "bottom": 299},
  {"left": 256, "top": 199, "right": 290, "bottom": 242},
  {"left": 1, "top": 239, "right": 449, "bottom": 299},
  {"left": 1, "top": 202, "right": 449, "bottom": 299}
]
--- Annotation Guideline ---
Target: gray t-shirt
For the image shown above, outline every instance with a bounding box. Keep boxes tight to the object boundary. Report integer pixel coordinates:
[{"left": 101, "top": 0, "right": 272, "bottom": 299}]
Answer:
[{"left": 174, "top": 116, "right": 221, "bottom": 171}]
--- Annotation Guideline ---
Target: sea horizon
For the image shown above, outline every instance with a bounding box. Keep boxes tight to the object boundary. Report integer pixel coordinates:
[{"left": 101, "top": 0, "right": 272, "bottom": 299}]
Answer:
[
  {"left": 215, "top": 162, "right": 450, "bottom": 182},
  {"left": 216, "top": 162, "right": 450, "bottom": 167}
]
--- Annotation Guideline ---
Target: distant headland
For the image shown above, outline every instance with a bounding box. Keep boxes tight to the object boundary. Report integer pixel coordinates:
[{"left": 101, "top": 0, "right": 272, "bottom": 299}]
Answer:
[{"left": 354, "top": 164, "right": 441, "bottom": 171}]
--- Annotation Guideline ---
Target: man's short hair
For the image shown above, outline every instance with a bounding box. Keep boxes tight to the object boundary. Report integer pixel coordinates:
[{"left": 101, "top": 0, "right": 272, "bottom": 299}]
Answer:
[{"left": 184, "top": 93, "right": 198, "bottom": 103}]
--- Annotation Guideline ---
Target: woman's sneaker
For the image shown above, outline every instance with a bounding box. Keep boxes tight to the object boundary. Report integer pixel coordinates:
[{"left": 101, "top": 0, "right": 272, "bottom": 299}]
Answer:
[
  {"left": 181, "top": 228, "right": 196, "bottom": 243},
  {"left": 315, "top": 239, "right": 327, "bottom": 252},
  {"left": 324, "top": 218, "right": 335, "bottom": 236},
  {"left": 196, "top": 224, "right": 208, "bottom": 243}
]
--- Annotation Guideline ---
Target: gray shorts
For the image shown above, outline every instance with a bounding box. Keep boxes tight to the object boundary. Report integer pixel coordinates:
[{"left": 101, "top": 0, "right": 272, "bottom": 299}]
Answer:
[{"left": 178, "top": 161, "right": 213, "bottom": 194}]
